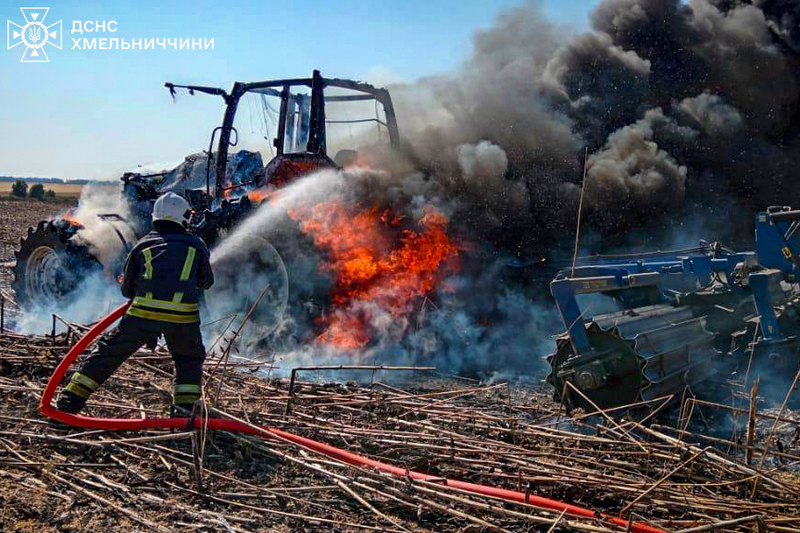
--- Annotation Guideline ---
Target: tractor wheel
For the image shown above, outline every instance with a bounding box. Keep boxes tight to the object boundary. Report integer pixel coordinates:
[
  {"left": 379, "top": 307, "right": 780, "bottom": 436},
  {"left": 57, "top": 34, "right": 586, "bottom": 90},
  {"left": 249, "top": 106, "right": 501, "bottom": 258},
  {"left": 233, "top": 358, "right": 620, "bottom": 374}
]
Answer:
[
  {"left": 205, "top": 213, "right": 327, "bottom": 351},
  {"left": 11, "top": 219, "right": 101, "bottom": 309},
  {"left": 206, "top": 238, "right": 289, "bottom": 337}
]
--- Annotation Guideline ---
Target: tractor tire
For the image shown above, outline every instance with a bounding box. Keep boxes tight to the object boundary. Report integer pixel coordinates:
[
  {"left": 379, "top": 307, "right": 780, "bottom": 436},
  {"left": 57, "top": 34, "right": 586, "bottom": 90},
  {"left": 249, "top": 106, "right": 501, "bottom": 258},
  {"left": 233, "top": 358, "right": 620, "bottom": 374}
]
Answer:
[
  {"left": 207, "top": 238, "right": 289, "bottom": 336},
  {"left": 11, "top": 219, "right": 102, "bottom": 309},
  {"left": 205, "top": 213, "right": 326, "bottom": 351}
]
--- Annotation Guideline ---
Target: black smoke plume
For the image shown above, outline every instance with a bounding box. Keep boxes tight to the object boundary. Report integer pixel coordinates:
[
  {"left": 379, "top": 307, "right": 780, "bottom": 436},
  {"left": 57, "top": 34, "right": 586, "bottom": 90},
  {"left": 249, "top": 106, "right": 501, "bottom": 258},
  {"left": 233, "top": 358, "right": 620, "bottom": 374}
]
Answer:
[{"left": 385, "top": 0, "right": 800, "bottom": 253}]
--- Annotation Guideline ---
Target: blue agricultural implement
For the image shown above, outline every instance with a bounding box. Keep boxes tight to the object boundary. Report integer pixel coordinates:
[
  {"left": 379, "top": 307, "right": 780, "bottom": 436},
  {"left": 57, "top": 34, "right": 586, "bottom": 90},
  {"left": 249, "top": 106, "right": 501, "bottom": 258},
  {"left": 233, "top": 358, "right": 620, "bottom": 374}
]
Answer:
[{"left": 548, "top": 206, "right": 800, "bottom": 409}]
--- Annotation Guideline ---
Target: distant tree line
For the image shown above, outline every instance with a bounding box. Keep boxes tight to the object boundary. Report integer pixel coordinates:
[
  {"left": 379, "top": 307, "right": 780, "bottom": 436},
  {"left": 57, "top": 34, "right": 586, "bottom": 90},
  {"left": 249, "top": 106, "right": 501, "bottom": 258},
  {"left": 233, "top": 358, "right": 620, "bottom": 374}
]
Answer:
[{"left": 10, "top": 180, "right": 57, "bottom": 201}]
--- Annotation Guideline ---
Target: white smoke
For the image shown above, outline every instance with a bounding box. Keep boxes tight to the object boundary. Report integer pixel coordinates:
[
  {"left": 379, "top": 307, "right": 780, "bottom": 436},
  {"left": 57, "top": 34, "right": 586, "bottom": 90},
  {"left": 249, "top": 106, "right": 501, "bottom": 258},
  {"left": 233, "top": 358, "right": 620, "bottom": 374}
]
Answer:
[
  {"left": 204, "top": 170, "right": 347, "bottom": 362},
  {"left": 15, "top": 271, "right": 126, "bottom": 334},
  {"left": 15, "top": 183, "right": 134, "bottom": 334},
  {"left": 200, "top": 165, "right": 564, "bottom": 380},
  {"left": 678, "top": 92, "right": 744, "bottom": 137},
  {"left": 583, "top": 109, "right": 688, "bottom": 209},
  {"left": 71, "top": 182, "right": 137, "bottom": 269}
]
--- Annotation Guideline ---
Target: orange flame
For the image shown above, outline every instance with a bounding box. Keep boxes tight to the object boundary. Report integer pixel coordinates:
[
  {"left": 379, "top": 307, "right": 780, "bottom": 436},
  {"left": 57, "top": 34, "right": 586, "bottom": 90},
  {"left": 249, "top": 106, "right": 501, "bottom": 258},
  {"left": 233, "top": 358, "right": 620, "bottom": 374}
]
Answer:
[
  {"left": 247, "top": 187, "right": 276, "bottom": 204},
  {"left": 59, "top": 210, "right": 82, "bottom": 227},
  {"left": 289, "top": 201, "right": 459, "bottom": 349}
]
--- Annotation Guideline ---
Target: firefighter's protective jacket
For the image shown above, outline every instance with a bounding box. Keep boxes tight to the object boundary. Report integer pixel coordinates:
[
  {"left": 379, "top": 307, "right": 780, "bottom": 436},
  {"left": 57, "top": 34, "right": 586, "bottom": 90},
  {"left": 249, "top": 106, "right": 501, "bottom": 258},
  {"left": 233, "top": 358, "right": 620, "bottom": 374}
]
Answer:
[{"left": 122, "top": 224, "right": 214, "bottom": 323}]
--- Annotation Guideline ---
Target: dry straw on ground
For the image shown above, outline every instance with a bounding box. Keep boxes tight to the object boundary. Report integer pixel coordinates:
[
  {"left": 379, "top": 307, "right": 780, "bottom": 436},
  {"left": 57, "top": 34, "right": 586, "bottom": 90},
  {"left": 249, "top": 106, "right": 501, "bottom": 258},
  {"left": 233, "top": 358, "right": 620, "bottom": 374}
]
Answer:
[{"left": 0, "top": 317, "right": 798, "bottom": 532}]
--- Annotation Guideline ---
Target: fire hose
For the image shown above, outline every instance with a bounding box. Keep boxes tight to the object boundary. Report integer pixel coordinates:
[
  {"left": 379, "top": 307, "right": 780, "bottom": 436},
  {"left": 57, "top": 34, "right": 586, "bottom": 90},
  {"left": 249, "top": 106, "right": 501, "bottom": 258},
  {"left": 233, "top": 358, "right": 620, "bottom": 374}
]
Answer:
[{"left": 40, "top": 302, "right": 664, "bottom": 533}]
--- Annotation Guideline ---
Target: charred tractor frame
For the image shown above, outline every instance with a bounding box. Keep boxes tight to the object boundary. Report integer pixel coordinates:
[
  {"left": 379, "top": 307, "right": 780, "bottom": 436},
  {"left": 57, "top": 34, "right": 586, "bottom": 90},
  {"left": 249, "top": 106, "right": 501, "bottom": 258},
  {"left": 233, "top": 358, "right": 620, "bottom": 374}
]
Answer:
[
  {"left": 13, "top": 70, "right": 400, "bottom": 308},
  {"left": 164, "top": 69, "right": 399, "bottom": 204}
]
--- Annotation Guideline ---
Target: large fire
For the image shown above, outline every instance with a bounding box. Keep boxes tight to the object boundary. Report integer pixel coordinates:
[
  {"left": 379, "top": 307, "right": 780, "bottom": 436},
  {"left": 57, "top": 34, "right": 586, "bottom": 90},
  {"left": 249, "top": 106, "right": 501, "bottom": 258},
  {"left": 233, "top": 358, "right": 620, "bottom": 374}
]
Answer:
[{"left": 289, "top": 201, "right": 460, "bottom": 349}]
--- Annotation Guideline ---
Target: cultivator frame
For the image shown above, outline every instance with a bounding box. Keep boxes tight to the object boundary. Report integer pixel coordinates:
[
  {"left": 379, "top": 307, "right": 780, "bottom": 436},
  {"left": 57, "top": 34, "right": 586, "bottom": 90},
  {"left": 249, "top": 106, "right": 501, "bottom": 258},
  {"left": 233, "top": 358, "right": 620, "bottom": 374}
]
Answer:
[{"left": 548, "top": 206, "right": 800, "bottom": 409}]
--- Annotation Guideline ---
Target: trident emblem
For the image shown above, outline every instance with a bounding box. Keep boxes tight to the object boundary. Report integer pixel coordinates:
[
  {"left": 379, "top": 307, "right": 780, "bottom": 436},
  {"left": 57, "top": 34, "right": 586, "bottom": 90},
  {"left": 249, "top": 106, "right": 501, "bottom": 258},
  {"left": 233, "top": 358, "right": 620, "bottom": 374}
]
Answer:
[
  {"left": 7, "top": 7, "right": 62, "bottom": 62},
  {"left": 28, "top": 26, "right": 41, "bottom": 43}
]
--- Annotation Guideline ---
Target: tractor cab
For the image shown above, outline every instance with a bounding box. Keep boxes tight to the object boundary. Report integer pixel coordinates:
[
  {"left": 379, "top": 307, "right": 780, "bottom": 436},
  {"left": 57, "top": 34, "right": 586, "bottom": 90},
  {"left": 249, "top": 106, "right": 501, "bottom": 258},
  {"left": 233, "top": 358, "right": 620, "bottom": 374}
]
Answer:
[{"left": 165, "top": 70, "right": 400, "bottom": 202}]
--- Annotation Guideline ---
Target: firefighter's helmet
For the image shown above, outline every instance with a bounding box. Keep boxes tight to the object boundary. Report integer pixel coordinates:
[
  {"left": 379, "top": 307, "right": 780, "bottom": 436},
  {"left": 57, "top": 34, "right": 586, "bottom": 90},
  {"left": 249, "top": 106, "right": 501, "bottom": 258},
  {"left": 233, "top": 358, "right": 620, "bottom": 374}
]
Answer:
[{"left": 152, "top": 192, "right": 191, "bottom": 228}]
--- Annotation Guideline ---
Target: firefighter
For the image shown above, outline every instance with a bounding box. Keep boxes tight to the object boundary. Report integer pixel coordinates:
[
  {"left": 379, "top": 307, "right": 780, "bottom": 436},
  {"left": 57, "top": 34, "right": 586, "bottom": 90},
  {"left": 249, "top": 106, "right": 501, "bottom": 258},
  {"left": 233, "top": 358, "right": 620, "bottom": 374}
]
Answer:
[{"left": 57, "top": 192, "right": 214, "bottom": 415}]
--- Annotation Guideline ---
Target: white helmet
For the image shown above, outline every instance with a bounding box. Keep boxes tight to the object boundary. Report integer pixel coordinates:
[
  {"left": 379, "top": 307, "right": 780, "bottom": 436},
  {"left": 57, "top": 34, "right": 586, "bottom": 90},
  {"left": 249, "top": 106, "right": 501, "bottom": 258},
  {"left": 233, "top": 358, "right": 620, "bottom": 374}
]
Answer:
[{"left": 152, "top": 192, "right": 191, "bottom": 227}]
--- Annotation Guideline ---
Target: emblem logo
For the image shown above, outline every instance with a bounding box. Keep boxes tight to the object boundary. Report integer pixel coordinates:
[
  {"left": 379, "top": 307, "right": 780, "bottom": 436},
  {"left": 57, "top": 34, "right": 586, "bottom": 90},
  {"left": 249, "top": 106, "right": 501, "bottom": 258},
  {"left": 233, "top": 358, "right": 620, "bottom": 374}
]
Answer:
[{"left": 7, "top": 7, "right": 62, "bottom": 62}]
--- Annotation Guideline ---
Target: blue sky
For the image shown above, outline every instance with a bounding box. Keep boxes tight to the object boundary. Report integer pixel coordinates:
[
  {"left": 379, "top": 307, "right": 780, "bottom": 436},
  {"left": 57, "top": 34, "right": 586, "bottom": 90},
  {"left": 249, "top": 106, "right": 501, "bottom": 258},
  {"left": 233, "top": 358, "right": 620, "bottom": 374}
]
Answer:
[{"left": 1, "top": 0, "right": 600, "bottom": 180}]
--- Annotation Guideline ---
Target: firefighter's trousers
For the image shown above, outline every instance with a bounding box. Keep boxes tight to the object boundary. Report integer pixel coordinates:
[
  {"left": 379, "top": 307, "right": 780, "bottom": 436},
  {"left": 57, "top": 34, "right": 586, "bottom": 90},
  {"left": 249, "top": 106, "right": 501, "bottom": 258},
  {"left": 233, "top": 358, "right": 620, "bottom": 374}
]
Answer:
[{"left": 71, "top": 315, "right": 206, "bottom": 406}]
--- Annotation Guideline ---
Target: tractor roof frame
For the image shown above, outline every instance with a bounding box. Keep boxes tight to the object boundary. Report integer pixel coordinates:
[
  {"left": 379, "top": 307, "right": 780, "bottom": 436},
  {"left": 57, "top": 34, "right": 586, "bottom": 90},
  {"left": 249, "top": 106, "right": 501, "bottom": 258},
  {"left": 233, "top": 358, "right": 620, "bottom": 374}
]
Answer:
[{"left": 165, "top": 70, "right": 399, "bottom": 199}]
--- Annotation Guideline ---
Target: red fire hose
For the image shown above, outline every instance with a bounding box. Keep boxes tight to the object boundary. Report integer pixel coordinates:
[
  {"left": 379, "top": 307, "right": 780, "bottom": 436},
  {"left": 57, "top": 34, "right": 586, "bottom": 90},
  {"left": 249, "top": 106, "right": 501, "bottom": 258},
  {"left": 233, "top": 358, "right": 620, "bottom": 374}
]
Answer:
[{"left": 40, "top": 302, "right": 664, "bottom": 533}]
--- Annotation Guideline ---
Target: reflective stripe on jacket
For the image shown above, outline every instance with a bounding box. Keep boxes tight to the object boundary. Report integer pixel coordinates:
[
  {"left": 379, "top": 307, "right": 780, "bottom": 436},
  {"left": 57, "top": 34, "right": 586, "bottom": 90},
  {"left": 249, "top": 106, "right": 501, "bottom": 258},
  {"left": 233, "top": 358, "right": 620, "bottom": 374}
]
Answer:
[{"left": 122, "top": 224, "right": 213, "bottom": 324}]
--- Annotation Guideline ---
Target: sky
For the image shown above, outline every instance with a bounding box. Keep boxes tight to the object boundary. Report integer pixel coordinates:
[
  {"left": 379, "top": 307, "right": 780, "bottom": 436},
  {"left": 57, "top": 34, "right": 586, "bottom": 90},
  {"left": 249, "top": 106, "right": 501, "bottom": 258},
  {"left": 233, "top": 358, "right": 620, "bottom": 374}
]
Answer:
[{"left": 1, "top": 0, "right": 601, "bottom": 180}]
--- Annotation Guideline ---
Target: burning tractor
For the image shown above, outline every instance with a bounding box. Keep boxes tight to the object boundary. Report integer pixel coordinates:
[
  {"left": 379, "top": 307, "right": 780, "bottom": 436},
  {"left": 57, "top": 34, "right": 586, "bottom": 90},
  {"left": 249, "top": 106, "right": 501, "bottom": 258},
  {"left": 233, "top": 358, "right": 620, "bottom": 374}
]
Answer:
[{"left": 13, "top": 70, "right": 400, "bottom": 319}]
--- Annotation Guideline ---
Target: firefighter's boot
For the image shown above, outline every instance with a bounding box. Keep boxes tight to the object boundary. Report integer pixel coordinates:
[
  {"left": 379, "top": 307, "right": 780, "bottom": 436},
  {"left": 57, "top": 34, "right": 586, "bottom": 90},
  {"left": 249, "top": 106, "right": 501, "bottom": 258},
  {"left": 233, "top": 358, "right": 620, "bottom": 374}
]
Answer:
[
  {"left": 56, "top": 372, "right": 100, "bottom": 414},
  {"left": 172, "top": 383, "right": 202, "bottom": 416}
]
